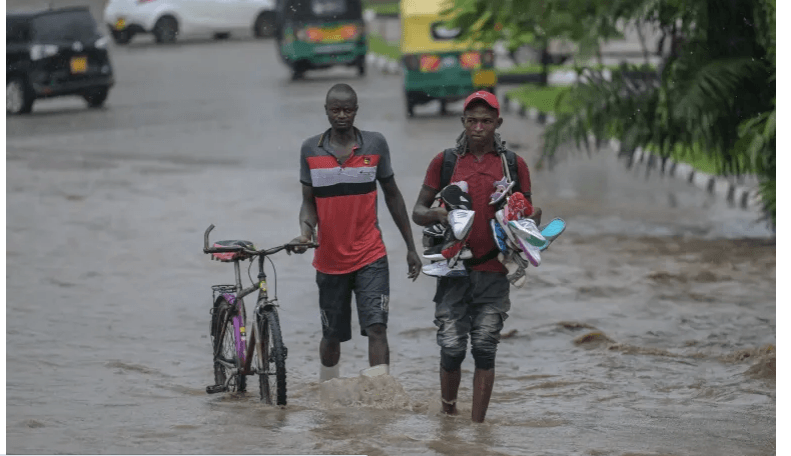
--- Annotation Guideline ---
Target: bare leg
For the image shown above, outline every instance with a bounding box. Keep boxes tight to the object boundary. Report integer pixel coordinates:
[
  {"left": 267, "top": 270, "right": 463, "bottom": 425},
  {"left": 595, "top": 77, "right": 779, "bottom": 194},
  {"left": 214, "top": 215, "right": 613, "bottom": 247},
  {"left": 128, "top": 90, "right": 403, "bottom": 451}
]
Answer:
[
  {"left": 471, "top": 368, "right": 495, "bottom": 423},
  {"left": 440, "top": 366, "right": 461, "bottom": 415},
  {"left": 366, "top": 323, "right": 389, "bottom": 366},
  {"left": 320, "top": 337, "right": 340, "bottom": 367}
]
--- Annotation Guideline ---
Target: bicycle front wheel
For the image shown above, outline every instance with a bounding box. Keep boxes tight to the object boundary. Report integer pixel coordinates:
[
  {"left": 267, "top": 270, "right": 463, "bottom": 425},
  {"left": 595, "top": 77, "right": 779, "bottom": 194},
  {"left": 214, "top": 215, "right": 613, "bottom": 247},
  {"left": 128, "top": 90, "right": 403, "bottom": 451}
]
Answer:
[
  {"left": 211, "top": 297, "right": 246, "bottom": 393},
  {"left": 257, "top": 309, "right": 287, "bottom": 405}
]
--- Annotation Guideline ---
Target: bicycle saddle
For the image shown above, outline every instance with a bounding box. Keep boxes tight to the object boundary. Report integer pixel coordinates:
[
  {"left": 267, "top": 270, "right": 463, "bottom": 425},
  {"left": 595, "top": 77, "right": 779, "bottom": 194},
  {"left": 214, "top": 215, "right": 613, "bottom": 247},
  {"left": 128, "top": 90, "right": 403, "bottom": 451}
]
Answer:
[{"left": 211, "top": 240, "right": 255, "bottom": 262}]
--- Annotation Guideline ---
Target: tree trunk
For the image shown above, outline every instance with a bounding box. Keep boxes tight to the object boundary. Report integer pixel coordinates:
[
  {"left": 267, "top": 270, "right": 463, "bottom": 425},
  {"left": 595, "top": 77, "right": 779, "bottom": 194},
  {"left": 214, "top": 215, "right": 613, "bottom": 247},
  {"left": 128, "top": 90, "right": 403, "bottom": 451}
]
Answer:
[{"left": 540, "top": 40, "right": 550, "bottom": 86}]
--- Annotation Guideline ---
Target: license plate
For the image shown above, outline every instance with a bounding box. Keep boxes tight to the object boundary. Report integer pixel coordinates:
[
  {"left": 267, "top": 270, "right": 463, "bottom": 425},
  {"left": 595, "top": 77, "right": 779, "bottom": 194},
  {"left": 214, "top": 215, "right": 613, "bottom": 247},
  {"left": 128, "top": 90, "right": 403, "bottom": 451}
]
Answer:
[
  {"left": 115, "top": 18, "right": 126, "bottom": 30},
  {"left": 70, "top": 56, "right": 88, "bottom": 74},
  {"left": 473, "top": 69, "right": 497, "bottom": 86},
  {"left": 315, "top": 43, "right": 355, "bottom": 54}
]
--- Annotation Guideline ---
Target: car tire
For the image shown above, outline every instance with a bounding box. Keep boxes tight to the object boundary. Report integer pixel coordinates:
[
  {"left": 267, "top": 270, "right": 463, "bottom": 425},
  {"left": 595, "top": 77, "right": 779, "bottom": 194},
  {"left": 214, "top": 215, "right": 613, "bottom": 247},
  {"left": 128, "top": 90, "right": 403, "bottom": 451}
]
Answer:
[
  {"left": 253, "top": 12, "right": 276, "bottom": 38},
  {"left": 6, "top": 77, "right": 34, "bottom": 115},
  {"left": 154, "top": 15, "right": 178, "bottom": 44},
  {"left": 112, "top": 29, "right": 133, "bottom": 45},
  {"left": 405, "top": 93, "right": 415, "bottom": 118},
  {"left": 83, "top": 88, "right": 109, "bottom": 108},
  {"left": 213, "top": 32, "right": 230, "bottom": 40}
]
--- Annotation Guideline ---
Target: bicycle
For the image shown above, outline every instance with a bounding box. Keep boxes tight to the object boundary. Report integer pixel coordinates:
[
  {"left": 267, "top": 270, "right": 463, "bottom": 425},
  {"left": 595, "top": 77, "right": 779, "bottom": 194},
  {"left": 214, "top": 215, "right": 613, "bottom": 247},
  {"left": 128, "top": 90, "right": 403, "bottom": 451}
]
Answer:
[{"left": 202, "top": 224, "right": 317, "bottom": 405}]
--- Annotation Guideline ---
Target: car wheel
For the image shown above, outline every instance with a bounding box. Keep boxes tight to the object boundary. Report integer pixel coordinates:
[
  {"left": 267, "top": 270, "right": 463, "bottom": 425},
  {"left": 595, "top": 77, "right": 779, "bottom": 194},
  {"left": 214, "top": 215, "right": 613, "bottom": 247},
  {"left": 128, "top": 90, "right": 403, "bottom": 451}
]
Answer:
[
  {"left": 112, "top": 29, "right": 133, "bottom": 45},
  {"left": 213, "top": 32, "right": 230, "bottom": 40},
  {"left": 405, "top": 93, "right": 415, "bottom": 118},
  {"left": 253, "top": 12, "right": 276, "bottom": 38},
  {"left": 439, "top": 100, "right": 448, "bottom": 116},
  {"left": 83, "top": 88, "right": 109, "bottom": 108},
  {"left": 357, "top": 58, "right": 366, "bottom": 77},
  {"left": 7, "top": 77, "right": 34, "bottom": 115},
  {"left": 154, "top": 15, "right": 178, "bottom": 44}
]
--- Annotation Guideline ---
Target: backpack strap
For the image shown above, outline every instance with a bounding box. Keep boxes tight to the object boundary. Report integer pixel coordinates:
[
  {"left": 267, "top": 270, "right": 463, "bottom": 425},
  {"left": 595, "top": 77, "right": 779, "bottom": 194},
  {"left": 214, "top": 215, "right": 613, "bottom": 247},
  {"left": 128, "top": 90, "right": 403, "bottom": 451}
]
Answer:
[{"left": 439, "top": 148, "right": 459, "bottom": 190}]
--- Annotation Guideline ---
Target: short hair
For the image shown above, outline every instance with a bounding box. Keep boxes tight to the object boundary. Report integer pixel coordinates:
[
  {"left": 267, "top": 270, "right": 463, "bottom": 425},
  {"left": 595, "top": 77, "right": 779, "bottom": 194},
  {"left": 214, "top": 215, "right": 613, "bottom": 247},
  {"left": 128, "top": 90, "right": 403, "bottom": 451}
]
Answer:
[{"left": 326, "top": 83, "right": 357, "bottom": 104}]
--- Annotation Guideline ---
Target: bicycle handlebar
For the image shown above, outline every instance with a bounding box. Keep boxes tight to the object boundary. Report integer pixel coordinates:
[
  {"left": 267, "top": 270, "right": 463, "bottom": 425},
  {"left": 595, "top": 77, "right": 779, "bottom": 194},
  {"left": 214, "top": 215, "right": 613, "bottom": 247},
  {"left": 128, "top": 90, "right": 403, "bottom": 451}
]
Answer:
[{"left": 203, "top": 224, "right": 318, "bottom": 257}]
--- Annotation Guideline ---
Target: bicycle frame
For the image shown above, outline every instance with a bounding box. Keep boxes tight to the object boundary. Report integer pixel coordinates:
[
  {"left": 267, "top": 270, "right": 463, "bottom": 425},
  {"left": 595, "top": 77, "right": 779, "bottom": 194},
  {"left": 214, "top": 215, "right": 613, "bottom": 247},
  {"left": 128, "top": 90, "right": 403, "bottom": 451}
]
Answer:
[{"left": 213, "top": 257, "right": 274, "bottom": 386}]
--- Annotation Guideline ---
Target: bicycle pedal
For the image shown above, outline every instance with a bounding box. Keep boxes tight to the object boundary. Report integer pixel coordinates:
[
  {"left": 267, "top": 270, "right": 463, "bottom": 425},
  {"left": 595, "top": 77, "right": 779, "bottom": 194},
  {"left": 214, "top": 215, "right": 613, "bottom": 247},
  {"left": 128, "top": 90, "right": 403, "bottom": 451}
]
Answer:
[{"left": 206, "top": 385, "right": 228, "bottom": 394}]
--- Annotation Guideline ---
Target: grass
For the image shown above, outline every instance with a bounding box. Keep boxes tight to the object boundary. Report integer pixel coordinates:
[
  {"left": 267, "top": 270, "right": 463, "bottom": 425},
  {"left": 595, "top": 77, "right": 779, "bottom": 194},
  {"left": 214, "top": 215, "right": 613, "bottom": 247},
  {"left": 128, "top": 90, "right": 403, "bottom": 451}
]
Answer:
[
  {"left": 367, "top": 33, "right": 401, "bottom": 61},
  {"left": 506, "top": 83, "right": 721, "bottom": 174},
  {"left": 362, "top": 0, "right": 399, "bottom": 16},
  {"left": 497, "top": 62, "right": 657, "bottom": 76},
  {"left": 505, "top": 84, "right": 574, "bottom": 115}
]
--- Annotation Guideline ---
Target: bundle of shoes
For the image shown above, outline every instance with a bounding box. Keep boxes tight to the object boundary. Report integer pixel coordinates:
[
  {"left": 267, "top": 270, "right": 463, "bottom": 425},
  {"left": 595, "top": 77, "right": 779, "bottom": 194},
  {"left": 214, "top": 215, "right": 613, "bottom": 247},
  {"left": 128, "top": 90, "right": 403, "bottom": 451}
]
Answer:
[
  {"left": 421, "top": 179, "right": 546, "bottom": 288},
  {"left": 489, "top": 181, "right": 545, "bottom": 288},
  {"left": 421, "top": 181, "right": 476, "bottom": 278}
]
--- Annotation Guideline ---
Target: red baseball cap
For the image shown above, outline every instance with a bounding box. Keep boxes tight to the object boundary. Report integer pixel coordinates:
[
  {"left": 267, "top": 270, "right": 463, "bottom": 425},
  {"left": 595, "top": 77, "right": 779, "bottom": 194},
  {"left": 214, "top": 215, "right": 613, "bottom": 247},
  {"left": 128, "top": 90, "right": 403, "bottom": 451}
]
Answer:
[{"left": 463, "top": 90, "right": 500, "bottom": 116}]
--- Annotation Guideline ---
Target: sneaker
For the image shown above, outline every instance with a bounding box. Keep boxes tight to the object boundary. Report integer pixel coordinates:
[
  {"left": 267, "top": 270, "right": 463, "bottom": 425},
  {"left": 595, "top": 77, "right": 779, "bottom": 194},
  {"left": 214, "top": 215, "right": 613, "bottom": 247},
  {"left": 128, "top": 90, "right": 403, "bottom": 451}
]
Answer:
[
  {"left": 537, "top": 217, "right": 566, "bottom": 251},
  {"left": 423, "top": 232, "right": 473, "bottom": 261},
  {"left": 499, "top": 252, "right": 527, "bottom": 287},
  {"left": 490, "top": 219, "right": 508, "bottom": 253},
  {"left": 422, "top": 223, "right": 446, "bottom": 249},
  {"left": 448, "top": 209, "right": 475, "bottom": 240},
  {"left": 495, "top": 209, "right": 520, "bottom": 247},
  {"left": 508, "top": 218, "right": 546, "bottom": 247},
  {"left": 503, "top": 192, "right": 532, "bottom": 221},
  {"left": 438, "top": 184, "right": 473, "bottom": 210},
  {"left": 422, "top": 261, "right": 468, "bottom": 277},
  {"left": 513, "top": 236, "right": 541, "bottom": 267},
  {"left": 451, "top": 180, "right": 469, "bottom": 193}
]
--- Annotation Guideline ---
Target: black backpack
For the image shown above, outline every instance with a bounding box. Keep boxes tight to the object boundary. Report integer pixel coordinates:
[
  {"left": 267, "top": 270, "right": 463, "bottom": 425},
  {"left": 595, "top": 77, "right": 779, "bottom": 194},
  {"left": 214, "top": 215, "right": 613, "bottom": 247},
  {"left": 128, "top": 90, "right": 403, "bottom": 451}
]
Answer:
[{"left": 438, "top": 148, "right": 523, "bottom": 194}]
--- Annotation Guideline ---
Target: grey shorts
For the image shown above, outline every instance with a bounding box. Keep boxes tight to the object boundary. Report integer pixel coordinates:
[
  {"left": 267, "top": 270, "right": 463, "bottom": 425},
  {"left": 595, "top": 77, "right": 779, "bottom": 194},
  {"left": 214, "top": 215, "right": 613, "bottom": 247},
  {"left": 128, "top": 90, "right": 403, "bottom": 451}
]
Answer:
[
  {"left": 316, "top": 255, "right": 389, "bottom": 342},
  {"left": 433, "top": 271, "right": 510, "bottom": 354}
]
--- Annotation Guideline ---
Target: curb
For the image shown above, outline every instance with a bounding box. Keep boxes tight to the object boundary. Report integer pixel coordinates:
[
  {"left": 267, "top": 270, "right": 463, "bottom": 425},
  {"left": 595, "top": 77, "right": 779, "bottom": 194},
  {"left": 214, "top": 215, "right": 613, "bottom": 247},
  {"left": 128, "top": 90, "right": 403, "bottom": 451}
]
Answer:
[
  {"left": 366, "top": 52, "right": 401, "bottom": 75},
  {"left": 502, "top": 93, "right": 764, "bottom": 212}
]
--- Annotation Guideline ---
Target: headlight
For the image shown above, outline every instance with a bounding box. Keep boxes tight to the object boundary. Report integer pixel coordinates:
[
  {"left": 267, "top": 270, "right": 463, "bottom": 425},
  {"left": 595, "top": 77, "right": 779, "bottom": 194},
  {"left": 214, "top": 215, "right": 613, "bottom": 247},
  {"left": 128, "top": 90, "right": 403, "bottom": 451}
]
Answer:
[
  {"left": 95, "top": 36, "right": 109, "bottom": 49},
  {"left": 30, "top": 44, "right": 59, "bottom": 60}
]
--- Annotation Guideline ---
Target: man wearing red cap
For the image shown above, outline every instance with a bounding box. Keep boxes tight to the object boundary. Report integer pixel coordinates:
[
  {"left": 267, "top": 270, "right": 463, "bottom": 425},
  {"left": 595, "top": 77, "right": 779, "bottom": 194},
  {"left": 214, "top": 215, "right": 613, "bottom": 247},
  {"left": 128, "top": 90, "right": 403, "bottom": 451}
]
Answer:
[{"left": 412, "top": 90, "right": 541, "bottom": 423}]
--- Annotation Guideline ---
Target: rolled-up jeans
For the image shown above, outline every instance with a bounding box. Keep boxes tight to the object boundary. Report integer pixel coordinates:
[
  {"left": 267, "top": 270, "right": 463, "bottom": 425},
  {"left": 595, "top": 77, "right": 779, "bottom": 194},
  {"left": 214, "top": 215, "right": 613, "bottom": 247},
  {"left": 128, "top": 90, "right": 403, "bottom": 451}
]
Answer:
[{"left": 433, "top": 271, "right": 510, "bottom": 370}]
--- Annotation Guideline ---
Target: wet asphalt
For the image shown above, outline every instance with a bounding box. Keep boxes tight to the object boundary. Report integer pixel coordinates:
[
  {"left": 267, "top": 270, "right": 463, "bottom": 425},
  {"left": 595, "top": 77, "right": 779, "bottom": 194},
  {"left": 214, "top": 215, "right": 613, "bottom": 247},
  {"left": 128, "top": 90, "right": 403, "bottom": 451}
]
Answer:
[{"left": 6, "top": 17, "right": 777, "bottom": 456}]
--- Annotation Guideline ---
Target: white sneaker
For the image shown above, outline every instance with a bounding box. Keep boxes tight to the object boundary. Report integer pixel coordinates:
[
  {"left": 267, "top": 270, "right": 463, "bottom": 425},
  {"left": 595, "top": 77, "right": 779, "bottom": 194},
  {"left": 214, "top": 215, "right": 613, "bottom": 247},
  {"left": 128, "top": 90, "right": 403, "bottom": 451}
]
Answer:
[
  {"left": 448, "top": 209, "right": 475, "bottom": 240},
  {"left": 508, "top": 218, "right": 546, "bottom": 247},
  {"left": 422, "top": 261, "right": 468, "bottom": 277}
]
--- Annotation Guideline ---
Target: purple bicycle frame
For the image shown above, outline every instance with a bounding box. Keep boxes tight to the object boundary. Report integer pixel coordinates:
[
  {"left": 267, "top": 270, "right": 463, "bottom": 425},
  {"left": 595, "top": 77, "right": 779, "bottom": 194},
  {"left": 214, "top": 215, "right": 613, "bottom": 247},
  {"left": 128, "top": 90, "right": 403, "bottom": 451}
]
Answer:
[{"left": 223, "top": 293, "right": 247, "bottom": 365}]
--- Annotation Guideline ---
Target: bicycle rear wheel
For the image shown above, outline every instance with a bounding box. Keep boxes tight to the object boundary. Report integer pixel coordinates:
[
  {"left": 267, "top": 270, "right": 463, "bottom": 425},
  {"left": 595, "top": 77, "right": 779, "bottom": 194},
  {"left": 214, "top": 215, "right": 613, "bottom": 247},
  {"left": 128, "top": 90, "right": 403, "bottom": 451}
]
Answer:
[
  {"left": 257, "top": 309, "right": 287, "bottom": 405},
  {"left": 211, "top": 297, "right": 246, "bottom": 393}
]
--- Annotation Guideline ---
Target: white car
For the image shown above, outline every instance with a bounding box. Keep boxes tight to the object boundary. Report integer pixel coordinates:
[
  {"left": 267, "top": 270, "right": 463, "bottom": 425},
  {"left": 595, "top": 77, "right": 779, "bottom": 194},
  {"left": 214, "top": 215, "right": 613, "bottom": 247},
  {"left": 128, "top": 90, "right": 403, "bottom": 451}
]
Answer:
[{"left": 103, "top": 0, "right": 277, "bottom": 45}]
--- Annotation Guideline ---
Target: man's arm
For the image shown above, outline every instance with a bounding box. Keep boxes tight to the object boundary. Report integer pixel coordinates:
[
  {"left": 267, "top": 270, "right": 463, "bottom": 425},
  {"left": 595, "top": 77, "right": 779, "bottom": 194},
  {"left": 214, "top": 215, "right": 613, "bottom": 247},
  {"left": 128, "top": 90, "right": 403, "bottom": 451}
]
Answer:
[
  {"left": 290, "top": 184, "right": 318, "bottom": 253},
  {"left": 380, "top": 177, "right": 421, "bottom": 280},
  {"left": 412, "top": 185, "right": 447, "bottom": 227}
]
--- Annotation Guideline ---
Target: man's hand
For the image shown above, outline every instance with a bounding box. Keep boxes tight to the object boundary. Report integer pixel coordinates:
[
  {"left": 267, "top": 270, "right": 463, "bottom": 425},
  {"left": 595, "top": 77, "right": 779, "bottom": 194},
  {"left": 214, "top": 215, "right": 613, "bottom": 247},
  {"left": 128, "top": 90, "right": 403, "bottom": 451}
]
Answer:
[
  {"left": 406, "top": 250, "right": 422, "bottom": 281},
  {"left": 528, "top": 207, "right": 542, "bottom": 226},
  {"left": 432, "top": 207, "right": 449, "bottom": 226},
  {"left": 287, "top": 234, "right": 312, "bottom": 254}
]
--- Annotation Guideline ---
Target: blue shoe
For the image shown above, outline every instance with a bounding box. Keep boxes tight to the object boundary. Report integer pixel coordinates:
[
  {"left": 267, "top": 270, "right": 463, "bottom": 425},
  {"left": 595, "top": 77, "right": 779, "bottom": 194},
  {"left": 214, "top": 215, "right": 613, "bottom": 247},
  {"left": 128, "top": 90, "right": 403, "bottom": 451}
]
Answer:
[{"left": 490, "top": 219, "right": 508, "bottom": 253}]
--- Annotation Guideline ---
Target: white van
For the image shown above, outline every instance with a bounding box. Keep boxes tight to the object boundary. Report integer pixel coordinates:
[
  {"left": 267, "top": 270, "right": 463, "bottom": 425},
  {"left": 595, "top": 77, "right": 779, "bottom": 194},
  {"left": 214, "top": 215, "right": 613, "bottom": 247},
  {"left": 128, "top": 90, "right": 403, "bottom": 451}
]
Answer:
[{"left": 103, "top": 0, "right": 277, "bottom": 45}]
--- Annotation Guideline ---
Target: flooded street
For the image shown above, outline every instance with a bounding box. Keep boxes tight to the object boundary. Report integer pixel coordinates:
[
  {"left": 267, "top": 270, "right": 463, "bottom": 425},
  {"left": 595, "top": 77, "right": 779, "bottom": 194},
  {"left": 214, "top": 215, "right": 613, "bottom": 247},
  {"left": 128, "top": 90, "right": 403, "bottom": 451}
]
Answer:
[{"left": 6, "top": 21, "right": 775, "bottom": 456}]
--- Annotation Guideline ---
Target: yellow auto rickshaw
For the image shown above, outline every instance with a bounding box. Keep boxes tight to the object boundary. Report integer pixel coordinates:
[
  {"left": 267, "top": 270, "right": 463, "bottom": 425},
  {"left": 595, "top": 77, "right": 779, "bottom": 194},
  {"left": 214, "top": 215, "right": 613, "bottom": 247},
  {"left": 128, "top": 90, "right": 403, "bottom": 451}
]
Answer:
[{"left": 400, "top": 0, "right": 497, "bottom": 117}]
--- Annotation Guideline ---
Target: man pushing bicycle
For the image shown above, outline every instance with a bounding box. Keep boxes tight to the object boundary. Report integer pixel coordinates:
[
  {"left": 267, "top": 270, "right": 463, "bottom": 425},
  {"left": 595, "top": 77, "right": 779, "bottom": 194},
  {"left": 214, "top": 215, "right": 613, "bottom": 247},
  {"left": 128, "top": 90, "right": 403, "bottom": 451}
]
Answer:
[{"left": 290, "top": 83, "right": 422, "bottom": 381}]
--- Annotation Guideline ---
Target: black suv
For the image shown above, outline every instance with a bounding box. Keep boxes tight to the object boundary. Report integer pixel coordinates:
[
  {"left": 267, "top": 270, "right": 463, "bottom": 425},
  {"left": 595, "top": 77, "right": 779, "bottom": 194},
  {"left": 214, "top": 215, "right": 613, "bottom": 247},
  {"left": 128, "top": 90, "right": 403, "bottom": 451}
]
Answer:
[{"left": 7, "top": 7, "right": 115, "bottom": 115}]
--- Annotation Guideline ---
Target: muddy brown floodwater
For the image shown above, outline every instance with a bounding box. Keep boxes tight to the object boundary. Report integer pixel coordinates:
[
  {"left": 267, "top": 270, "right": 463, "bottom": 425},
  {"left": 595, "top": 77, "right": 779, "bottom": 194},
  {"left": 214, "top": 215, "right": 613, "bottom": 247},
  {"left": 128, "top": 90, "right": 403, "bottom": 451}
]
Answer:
[{"left": 5, "top": 5, "right": 776, "bottom": 454}]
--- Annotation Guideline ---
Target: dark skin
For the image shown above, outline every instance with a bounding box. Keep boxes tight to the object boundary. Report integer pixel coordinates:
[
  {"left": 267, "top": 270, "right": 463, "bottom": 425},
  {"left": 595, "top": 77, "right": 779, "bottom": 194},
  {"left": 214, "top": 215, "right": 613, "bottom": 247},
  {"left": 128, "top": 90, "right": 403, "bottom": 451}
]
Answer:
[
  {"left": 412, "top": 101, "right": 541, "bottom": 423},
  {"left": 291, "top": 87, "right": 422, "bottom": 368}
]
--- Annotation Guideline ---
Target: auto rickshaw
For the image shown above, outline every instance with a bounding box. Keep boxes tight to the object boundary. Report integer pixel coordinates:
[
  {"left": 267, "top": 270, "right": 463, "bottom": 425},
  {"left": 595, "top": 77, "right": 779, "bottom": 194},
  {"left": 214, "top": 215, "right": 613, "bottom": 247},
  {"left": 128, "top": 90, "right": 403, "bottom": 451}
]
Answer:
[
  {"left": 400, "top": 0, "right": 497, "bottom": 117},
  {"left": 274, "top": 0, "right": 367, "bottom": 80}
]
